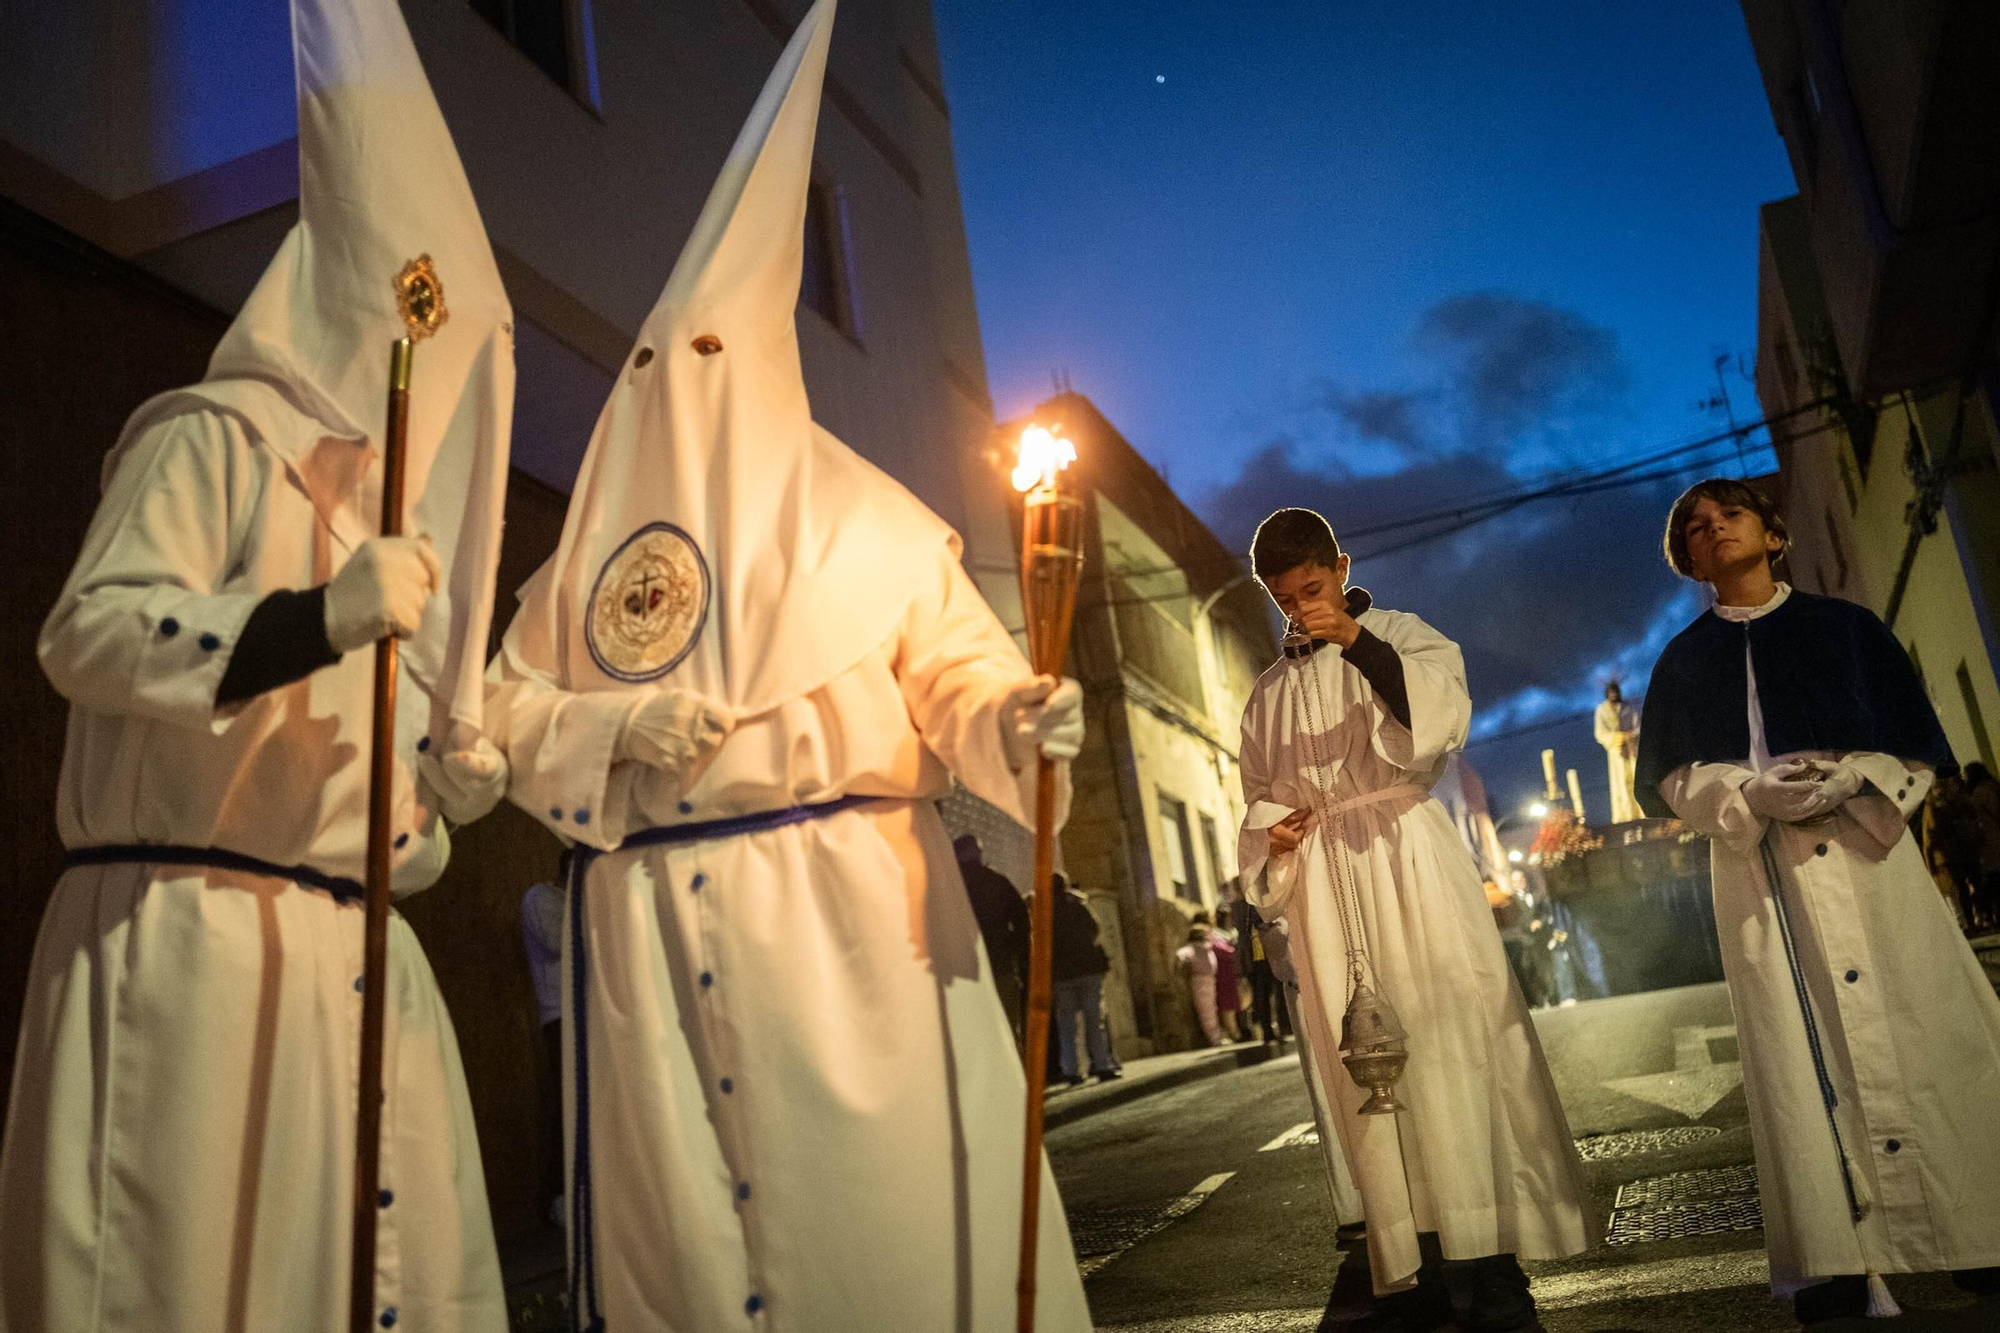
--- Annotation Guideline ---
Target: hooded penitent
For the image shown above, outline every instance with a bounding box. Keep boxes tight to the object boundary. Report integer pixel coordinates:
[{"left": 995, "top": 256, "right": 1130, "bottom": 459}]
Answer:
[
  {"left": 504, "top": 0, "right": 952, "bottom": 716},
  {"left": 107, "top": 0, "right": 514, "bottom": 741}
]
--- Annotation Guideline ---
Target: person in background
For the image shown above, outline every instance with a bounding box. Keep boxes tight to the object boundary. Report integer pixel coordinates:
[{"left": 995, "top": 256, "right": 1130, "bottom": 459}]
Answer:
[
  {"left": 1595, "top": 679, "right": 1644, "bottom": 823},
  {"left": 956, "top": 834, "right": 1031, "bottom": 1041},
  {"left": 521, "top": 849, "right": 572, "bottom": 1228},
  {"left": 1051, "top": 875, "right": 1122, "bottom": 1086},
  {"left": 1965, "top": 763, "right": 2000, "bottom": 932},
  {"left": 1923, "top": 771, "right": 1982, "bottom": 931},
  {"left": 1212, "top": 904, "right": 1244, "bottom": 1042},
  {"left": 1233, "top": 883, "right": 1290, "bottom": 1044},
  {"left": 1175, "top": 920, "right": 1224, "bottom": 1046}
]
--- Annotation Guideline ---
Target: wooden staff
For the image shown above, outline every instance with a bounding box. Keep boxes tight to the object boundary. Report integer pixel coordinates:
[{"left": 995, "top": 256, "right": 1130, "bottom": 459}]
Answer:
[
  {"left": 1014, "top": 434, "right": 1083, "bottom": 1333},
  {"left": 351, "top": 257, "right": 446, "bottom": 1333}
]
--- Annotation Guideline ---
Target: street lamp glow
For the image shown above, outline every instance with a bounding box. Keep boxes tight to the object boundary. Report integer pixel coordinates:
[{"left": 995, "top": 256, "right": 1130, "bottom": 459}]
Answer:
[
  {"left": 1528, "top": 801, "right": 1549, "bottom": 818},
  {"left": 1507, "top": 849, "right": 1524, "bottom": 864},
  {"left": 1012, "top": 424, "right": 1076, "bottom": 494}
]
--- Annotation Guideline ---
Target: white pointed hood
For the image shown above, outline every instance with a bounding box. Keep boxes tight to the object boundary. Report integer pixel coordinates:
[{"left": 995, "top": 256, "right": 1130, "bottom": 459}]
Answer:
[
  {"left": 506, "top": 0, "right": 953, "bottom": 715},
  {"left": 106, "top": 0, "right": 514, "bottom": 741}
]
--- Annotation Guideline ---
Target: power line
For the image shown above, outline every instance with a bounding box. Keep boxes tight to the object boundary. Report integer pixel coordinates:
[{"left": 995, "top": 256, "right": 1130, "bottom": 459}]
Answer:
[
  {"left": 1343, "top": 403, "right": 1832, "bottom": 560},
  {"left": 968, "top": 398, "right": 1834, "bottom": 582}
]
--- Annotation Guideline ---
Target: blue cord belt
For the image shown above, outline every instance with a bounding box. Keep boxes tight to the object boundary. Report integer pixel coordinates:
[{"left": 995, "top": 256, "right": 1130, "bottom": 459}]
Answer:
[
  {"left": 608, "top": 791, "right": 888, "bottom": 856},
  {"left": 63, "top": 843, "right": 364, "bottom": 904}
]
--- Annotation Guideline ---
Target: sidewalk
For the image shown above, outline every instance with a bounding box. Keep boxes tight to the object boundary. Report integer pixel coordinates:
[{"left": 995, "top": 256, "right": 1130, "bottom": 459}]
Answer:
[
  {"left": 1973, "top": 931, "right": 2000, "bottom": 996},
  {"left": 1043, "top": 1037, "right": 1296, "bottom": 1131}
]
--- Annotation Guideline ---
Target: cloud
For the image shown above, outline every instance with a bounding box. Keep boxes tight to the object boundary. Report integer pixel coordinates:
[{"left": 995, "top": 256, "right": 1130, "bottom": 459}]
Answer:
[
  {"left": 1272, "top": 293, "right": 1630, "bottom": 474},
  {"left": 1414, "top": 292, "right": 1629, "bottom": 452},
  {"left": 1320, "top": 388, "right": 1435, "bottom": 459}
]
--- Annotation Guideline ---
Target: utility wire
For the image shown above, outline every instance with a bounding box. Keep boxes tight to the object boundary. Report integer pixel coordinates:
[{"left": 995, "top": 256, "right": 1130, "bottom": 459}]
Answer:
[{"left": 968, "top": 398, "right": 1834, "bottom": 580}]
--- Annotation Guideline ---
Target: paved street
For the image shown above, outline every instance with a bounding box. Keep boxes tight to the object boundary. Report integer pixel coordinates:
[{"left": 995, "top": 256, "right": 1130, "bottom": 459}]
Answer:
[{"left": 1051, "top": 983, "right": 1996, "bottom": 1331}]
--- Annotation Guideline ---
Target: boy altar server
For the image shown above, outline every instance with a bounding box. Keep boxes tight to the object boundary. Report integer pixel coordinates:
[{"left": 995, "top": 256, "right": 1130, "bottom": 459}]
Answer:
[
  {"left": 0, "top": 0, "right": 515, "bottom": 1329},
  {"left": 1637, "top": 478, "right": 2000, "bottom": 1324},
  {"left": 483, "top": 3, "right": 1091, "bottom": 1328},
  {"left": 1237, "top": 509, "right": 1596, "bottom": 1332}
]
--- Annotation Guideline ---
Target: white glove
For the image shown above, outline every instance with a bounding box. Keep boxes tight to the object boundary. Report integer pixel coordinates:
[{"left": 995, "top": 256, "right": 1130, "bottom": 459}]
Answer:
[
  {"left": 1793, "top": 759, "right": 1865, "bottom": 821},
  {"left": 324, "top": 536, "right": 441, "bottom": 653},
  {"left": 1742, "top": 761, "right": 1842, "bottom": 824},
  {"left": 617, "top": 690, "right": 735, "bottom": 797},
  {"left": 418, "top": 734, "right": 509, "bottom": 824},
  {"left": 391, "top": 820, "right": 449, "bottom": 896},
  {"left": 1000, "top": 675, "right": 1085, "bottom": 771}
]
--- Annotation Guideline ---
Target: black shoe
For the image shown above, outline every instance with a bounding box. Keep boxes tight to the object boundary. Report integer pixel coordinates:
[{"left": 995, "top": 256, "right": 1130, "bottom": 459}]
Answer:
[
  {"left": 1091, "top": 1068, "right": 1122, "bottom": 1082},
  {"left": 1352, "top": 1275, "right": 1453, "bottom": 1332},
  {"left": 1953, "top": 1265, "right": 2000, "bottom": 1298},
  {"left": 1060, "top": 1075, "right": 1086, "bottom": 1089},
  {"left": 1467, "top": 1254, "right": 1539, "bottom": 1332},
  {"left": 1793, "top": 1275, "right": 1866, "bottom": 1325}
]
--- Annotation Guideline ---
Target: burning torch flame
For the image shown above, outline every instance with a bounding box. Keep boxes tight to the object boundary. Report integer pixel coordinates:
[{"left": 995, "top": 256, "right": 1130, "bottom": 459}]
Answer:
[{"left": 1012, "top": 424, "right": 1077, "bottom": 494}]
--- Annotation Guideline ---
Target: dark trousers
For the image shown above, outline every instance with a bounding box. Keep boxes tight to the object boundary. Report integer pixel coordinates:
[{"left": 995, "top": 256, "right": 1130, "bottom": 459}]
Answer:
[
  {"left": 1247, "top": 961, "right": 1289, "bottom": 1040},
  {"left": 539, "top": 1020, "right": 563, "bottom": 1210}
]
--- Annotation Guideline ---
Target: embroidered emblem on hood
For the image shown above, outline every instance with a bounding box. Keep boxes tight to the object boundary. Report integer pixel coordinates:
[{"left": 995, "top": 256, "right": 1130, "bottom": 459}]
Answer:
[{"left": 585, "top": 523, "right": 710, "bottom": 682}]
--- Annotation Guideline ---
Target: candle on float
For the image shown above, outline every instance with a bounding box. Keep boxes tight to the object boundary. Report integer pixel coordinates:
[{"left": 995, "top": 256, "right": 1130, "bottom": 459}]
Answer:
[
  {"left": 1541, "top": 748, "right": 1558, "bottom": 800},
  {"left": 1567, "top": 768, "right": 1586, "bottom": 822}
]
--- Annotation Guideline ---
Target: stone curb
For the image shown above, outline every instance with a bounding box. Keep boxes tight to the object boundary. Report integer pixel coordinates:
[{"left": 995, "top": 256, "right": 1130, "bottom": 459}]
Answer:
[{"left": 1044, "top": 1041, "right": 1292, "bottom": 1131}]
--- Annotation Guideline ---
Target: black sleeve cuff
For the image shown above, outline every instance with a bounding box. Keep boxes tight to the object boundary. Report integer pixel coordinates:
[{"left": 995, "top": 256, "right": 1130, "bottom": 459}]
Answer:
[
  {"left": 1344, "top": 626, "right": 1411, "bottom": 731},
  {"left": 216, "top": 586, "right": 342, "bottom": 706}
]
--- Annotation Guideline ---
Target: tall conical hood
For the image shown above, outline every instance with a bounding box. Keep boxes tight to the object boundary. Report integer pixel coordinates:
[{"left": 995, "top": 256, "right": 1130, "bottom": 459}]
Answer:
[
  {"left": 505, "top": 0, "right": 954, "bottom": 716},
  {"left": 108, "top": 0, "right": 514, "bottom": 740}
]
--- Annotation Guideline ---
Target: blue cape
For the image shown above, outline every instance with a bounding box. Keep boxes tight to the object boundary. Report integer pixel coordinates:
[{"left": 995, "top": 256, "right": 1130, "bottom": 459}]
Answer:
[{"left": 1634, "top": 589, "right": 1955, "bottom": 818}]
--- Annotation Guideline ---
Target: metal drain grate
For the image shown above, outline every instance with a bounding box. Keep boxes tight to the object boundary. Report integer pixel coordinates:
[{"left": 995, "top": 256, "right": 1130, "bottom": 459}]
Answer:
[
  {"left": 1573, "top": 1126, "right": 1724, "bottom": 1161},
  {"left": 1069, "top": 1202, "right": 1193, "bottom": 1259},
  {"left": 1068, "top": 1175, "right": 1233, "bottom": 1278},
  {"left": 1614, "top": 1165, "right": 1758, "bottom": 1209},
  {"left": 1604, "top": 1194, "right": 1763, "bottom": 1245}
]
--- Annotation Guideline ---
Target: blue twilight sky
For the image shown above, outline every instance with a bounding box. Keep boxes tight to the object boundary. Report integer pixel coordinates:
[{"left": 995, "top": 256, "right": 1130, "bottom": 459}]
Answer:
[{"left": 932, "top": 0, "right": 1799, "bottom": 817}]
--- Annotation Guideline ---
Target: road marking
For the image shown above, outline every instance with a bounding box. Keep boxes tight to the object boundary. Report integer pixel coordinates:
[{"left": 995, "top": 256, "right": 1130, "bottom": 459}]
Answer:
[
  {"left": 1531, "top": 1246, "right": 1769, "bottom": 1310},
  {"left": 1259, "top": 1121, "right": 1319, "bottom": 1152},
  {"left": 1601, "top": 1023, "right": 1744, "bottom": 1120},
  {"left": 1076, "top": 1172, "right": 1236, "bottom": 1279}
]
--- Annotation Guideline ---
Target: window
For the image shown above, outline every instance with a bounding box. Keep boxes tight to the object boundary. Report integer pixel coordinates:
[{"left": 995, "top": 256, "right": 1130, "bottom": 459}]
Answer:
[
  {"left": 473, "top": 0, "right": 596, "bottom": 104},
  {"left": 801, "top": 178, "right": 857, "bottom": 337},
  {"left": 1959, "top": 661, "right": 1997, "bottom": 773},
  {"left": 1199, "top": 813, "right": 1227, "bottom": 902},
  {"left": 1157, "top": 793, "right": 1199, "bottom": 902}
]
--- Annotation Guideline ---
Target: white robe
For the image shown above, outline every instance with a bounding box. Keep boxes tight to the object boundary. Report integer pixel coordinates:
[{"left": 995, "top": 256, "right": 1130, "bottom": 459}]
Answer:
[
  {"left": 1, "top": 412, "right": 504, "bottom": 1333},
  {"left": 1263, "top": 919, "right": 1364, "bottom": 1226},
  {"left": 1594, "top": 699, "right": 1642, "bottom": 824},
  {"left": 485, "top": 551, "right": 1091, "bottom": 1331},
  {"left": 1237, "top": 608, "right": 1598, "bottom": 1294},
  {"left": 1657, "top": 587, "right": 2000, "bottom": 1295}
]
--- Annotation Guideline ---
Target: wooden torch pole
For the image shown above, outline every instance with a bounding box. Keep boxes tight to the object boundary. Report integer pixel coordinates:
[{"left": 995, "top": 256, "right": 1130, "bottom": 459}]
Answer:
[
  {"left": 1016, "top": 465, "right": 1082, "bottom": 1333},
  {"left": 349, "top": 334, "right": 413, "bottom": 1333}
]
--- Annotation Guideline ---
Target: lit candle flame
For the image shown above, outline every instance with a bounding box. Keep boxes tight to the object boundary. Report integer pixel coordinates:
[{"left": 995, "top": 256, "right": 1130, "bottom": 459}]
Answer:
[{"left": 1012, "top": 424, "right": 1077, "bottom": 494}]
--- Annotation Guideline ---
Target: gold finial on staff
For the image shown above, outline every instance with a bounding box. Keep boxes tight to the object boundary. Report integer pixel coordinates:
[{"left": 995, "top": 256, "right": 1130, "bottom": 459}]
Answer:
[{"left": 393, "top": 254, "right": 449, "bottom": 341}]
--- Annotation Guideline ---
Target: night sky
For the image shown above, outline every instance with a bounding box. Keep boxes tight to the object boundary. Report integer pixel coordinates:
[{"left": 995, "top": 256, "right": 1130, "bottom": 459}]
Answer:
[{"left": 932, "top": 0, "right": 1797, "bottom": 819}]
